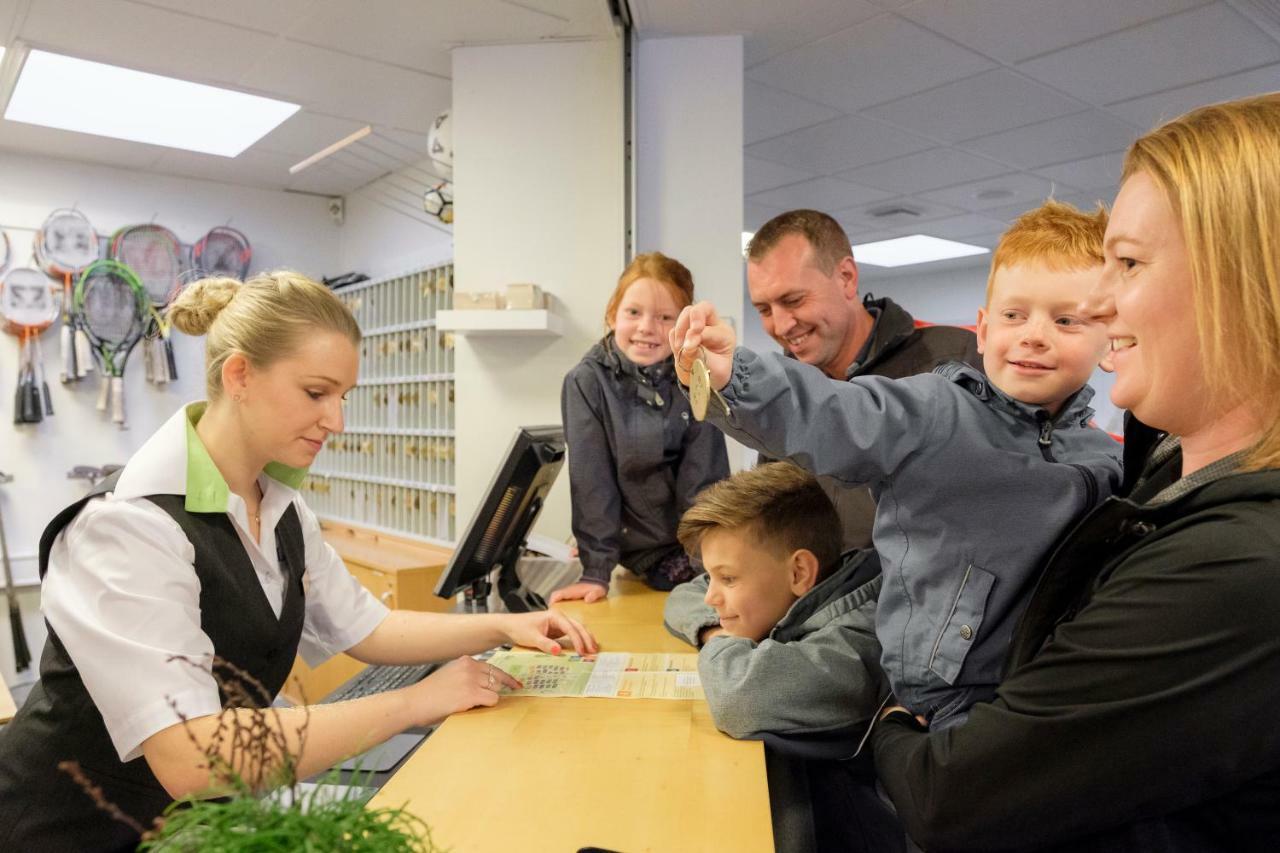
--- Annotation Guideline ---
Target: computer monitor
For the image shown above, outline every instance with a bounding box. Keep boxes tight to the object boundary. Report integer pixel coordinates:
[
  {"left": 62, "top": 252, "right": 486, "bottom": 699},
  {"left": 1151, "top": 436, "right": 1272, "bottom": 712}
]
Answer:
[{"left": 434, "top": 424, "right": 566, "bottom": 612}]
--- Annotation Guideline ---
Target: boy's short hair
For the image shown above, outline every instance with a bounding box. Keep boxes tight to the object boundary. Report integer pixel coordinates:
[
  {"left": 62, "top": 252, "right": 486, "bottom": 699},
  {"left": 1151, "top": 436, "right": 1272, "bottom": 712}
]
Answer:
[
  {"left": 678, "top": 462, "right": 843, "bottom": 581},
  {"left": 747, "top": 209, "right": 853, "bottom": 277},
  {"left": 986, "top": 199, "right": 1109, "bottom": 304}
]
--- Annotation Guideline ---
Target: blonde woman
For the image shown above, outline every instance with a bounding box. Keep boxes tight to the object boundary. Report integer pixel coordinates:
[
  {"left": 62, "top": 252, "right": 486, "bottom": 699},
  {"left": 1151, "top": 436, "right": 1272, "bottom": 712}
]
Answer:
[
  {"left": 0, "top": 272, "right": 595, "bottom": 851},
  {"left": 871, "top": 94, "right": 1280, "bottom": 850}
]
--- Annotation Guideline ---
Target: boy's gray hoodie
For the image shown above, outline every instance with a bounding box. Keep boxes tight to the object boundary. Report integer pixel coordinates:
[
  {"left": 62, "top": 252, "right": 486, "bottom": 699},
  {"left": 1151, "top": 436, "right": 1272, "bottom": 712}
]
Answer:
[
  {"left": 705, "top": 349, "right": 1123, "bottom": 723},
  {"left": 665, "top": 550, "right": 885, "bottom": 740}
]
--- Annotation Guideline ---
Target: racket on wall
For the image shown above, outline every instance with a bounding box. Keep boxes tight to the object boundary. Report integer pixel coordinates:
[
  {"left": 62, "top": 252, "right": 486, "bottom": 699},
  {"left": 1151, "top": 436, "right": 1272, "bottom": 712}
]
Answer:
[
  {"left": 192, "top": 225, "right": 252, "bottom": 279},
  {"left": 110, "top": 224, "right": 183, "bottom": 384},
  {"left": 0, "top": 267, "right": 61, "bottom": 424},
  {"left": 0, "top": 230, "right": 10, "bottom": 275},
  {"left": 34, "top": 208, "right": 100, "bottom": 383},
  {"left": 74, "top": 260, "right": 149, "bottom": 428}
]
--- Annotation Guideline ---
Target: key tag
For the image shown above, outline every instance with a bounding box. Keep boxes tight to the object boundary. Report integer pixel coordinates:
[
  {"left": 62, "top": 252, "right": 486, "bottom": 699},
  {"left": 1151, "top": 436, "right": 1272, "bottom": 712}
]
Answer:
[{"left": 689, "top": 349, "right": 711, "bottom": 421}]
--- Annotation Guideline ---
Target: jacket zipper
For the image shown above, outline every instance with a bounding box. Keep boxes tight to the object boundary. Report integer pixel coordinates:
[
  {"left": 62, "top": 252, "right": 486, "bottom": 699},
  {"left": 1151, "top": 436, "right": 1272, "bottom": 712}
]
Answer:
[{"left": 1035, "top": 410, "right": 1055, "bottom": 462}]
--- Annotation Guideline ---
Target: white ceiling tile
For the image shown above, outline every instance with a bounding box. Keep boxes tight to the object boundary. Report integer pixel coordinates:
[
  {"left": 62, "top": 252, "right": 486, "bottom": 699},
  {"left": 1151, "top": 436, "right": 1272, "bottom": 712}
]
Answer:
[
  {"left": 745, "top": 81, "right": 842, "bottom": 145},
  {"left": 633, "top": 0, "right": 884, "bottom": 66},
  {"left": 746, "top": 14, "right": 995, "bottom": 113},
  {"left": 1051, "top": 189, "right": 1118, "bottom": 213},
  {"left": 978, "top": 190, "right": 1114, "bottom": 225},
  {"left": 746, "top": 115, "right": 935, "bottom": 174},
  {"left": 960, "top": 110, "right": 1141, "bottom": 170},
  {"left": 1106, "top": 63, "right": 1280, "bottom": 132},
  {"left": 1017, "top": 4, "right": 1280, "bottom": 105},
  {"left": 19, "top": 0, "right": 279, "bottom": 91},
  {"left": 246, "top": 40, "right": 451, "bottom": 133},
  {"left": 745, "top": 201, "right": 788, "bottom": 231},
  {"left": 253, "top": 112, "right": 369, "bottom": 157},
  {"left": 128, "top": 0, "right": 318, "bottom": 34},
  {"left": 898, "top": 0, "right": 1210, "bottom": 63},
  {"left": 147, "top": 148, "right": 303, "bottom": 191},
  {"left": 918, "top": 172, "right": 1061, "bottom": 211},
  {"left": 1034, "top": 152, "right": 1126, "bottom": 193},
  {"left": 903, "top": 212, "right": 1010, "bottom": 240},
  {"left": 0, "top": 119, "right": 166, "bottom": 171},
  {"left": 837, "top": 147, "right": 1010, "bottom": 194},
  {"left": 749, "top": 177, "right": 892, "bottom": 211},
  {"left": 863, "top": 69, "right": 1088, "bottom": 143},
  {"left": 834, "top": 197, "right": 964, "bottom": 227},
  {"left": 289, "top": 0, "right": 587, "bottom": 77},
  {"left": 745, "top": 157, "right": 816, "bottom": 194},
  {"left": 498, "top": 0, "right": 616, "bottom": 38}
]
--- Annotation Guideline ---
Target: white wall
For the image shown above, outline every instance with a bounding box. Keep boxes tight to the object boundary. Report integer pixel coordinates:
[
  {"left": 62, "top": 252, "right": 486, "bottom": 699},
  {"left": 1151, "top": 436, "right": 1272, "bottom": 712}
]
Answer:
[
  {"left": 0, "top": 151, "right": 340, "bottom": 691},
  {"left": 339, "top": 169, "right": 454, "bottom": 278},
  {"left": 452, "top": 39, "right": 626, "bottom": 540}
]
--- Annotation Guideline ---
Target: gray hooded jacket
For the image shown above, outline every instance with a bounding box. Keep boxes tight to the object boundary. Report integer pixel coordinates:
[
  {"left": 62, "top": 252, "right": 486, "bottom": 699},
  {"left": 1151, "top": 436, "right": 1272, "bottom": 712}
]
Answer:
[
  {"left": 664, "top": 549, "right": 885, "bottom": 741},
  {"left": 707, "top": 349, "right": 1122, "bottom": 722}
]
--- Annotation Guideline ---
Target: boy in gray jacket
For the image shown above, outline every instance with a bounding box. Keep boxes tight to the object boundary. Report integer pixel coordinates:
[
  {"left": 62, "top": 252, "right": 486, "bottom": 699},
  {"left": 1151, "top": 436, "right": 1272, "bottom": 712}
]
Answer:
[
  {"left": 664, "top": 462, "right": 885, "bottom": 741},
  {"left": 670, "top": 201, "right": 1123, "bottom": 728}
]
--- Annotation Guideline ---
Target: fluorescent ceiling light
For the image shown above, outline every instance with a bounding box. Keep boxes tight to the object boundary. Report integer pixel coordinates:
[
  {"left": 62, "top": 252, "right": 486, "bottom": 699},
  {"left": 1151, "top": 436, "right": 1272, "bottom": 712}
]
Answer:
[
  {"left": 5, "top": 50, "right": 299, "bottom": 157},
  {"left": 742, "top": 231, "right": 754, "bottom": 255},
  {"left": 852, "top": 235, "right": 989, "bottom": 268}
]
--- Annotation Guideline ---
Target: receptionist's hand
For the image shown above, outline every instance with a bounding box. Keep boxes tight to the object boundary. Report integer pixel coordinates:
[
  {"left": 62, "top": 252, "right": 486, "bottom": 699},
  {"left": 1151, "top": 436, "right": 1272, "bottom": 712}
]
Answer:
[
  {"left": 549, "top": 581, "right": 608, "bottom": 605},
  {"left": 669, "top": 301, "right": 735, "bottom": 390},
  {"left": 501, "top": 608, "right": 599, "bottom": 656}
]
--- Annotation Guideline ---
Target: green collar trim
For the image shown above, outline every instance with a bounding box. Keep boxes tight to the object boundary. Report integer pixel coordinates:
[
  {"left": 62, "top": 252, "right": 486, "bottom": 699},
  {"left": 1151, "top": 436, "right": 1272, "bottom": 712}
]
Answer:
[{"left": 183, "top": 403, "right": 309, "bottom": 512}]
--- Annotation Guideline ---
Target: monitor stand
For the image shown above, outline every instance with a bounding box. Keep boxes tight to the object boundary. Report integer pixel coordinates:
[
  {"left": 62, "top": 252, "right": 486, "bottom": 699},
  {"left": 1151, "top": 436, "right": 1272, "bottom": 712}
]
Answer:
[{"left": 498, "top": 563, "right": 547, "bottom": 613}]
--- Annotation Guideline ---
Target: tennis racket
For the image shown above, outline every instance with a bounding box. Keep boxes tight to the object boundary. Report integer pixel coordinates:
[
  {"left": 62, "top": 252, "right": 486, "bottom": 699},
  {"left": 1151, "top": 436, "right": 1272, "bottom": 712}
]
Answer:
[
  {"left": 34, "top": 208, "right": 100, "bottom": 383},
  {"left": 0, "top": 267, "right": 60, "bottom": 424},
  {"left": 74, "top": 260, "right": 148, "bottom": 428},
  {"left": 192, "top": 225, "right": 252, "bottom": 280},
  {"left": 110, "top": 224, "right": 182, "bottom": 384},
  {"left": 0, "top": 230, "right": 10, "bottom": 275}
]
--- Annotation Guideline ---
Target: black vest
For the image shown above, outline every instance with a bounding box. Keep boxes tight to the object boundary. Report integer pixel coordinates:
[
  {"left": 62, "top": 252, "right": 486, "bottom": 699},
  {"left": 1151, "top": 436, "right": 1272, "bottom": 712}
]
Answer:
[{"left": 0, "top": 471, "right": 307, "bottom": 852}]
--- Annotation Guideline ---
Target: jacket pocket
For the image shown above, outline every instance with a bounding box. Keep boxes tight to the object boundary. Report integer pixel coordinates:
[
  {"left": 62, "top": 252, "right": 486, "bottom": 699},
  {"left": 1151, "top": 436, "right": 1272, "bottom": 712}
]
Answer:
[{"left": 927, "top": 561, "right": 996, "bottom": 686}]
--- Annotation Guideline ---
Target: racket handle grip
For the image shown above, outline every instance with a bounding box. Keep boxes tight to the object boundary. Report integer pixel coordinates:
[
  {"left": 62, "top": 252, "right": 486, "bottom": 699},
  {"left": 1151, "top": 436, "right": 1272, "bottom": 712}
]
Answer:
[
  {"left": 143, "top": 338, "right": 155, "bottom": 384},
  {"left": 96, "top": 375, "right": 110, "bottom": 412},
  {"left": 76, "top": 329, "right": 94, "bottom": 376},
  {"left": 13, "top": 386, "right": 23, "bottom": 425},
  {"left": 23, "top": 384, "right": 41, "bottom": 424},
  {"left": 165, "top": 339, "right": 179, "bottom": 382},
  {"left": 60, "top": 324, "right": 74, "bottom": 384},
  {"left": 42, "top": 381, "right": 54, "bottom": 416},
  {"left": 111, "top": 376, "right": 126, "bottom": 427}
]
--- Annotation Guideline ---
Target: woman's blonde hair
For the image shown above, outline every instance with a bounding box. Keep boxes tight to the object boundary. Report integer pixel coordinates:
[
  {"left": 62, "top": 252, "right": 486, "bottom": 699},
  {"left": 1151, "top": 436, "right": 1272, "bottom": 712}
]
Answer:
[
  {"left": 1124, "top": 93, "right": 1280, "bottom": 470},
  {"left": 603, "top": 252, "right": 695, "bottom": 330},
  {"left": 168, "top": 270, "right": 361, "bottom": 401}
]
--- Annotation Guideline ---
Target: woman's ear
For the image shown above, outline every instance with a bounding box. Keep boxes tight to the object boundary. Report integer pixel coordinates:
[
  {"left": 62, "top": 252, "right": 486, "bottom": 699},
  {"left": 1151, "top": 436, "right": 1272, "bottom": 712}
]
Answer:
[
  {"left": 221, "top": 352, "right": 251, "bottom": 401},
  {"left": 789, "top": 549, "right": 821, "bottom": 597}
]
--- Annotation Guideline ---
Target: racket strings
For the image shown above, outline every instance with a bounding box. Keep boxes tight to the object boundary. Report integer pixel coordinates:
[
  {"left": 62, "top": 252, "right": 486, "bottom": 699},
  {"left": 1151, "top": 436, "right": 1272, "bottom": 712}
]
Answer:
[
  {"left": 80, "top": 273, "right": 144, "bottom": 342},
  {"left": 113, "top": 228, "right": 181, "bottom": 306}
]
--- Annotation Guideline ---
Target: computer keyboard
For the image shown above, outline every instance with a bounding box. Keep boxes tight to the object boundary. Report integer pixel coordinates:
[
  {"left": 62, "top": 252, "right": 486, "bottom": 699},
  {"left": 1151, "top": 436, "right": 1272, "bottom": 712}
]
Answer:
[{"left": 321, "top": 663, "right": 436, "bottom": 704}]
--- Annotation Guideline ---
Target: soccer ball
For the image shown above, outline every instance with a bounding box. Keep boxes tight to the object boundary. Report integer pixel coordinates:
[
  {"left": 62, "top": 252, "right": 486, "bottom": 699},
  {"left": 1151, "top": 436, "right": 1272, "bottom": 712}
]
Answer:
[
  {"left": 423, "top": 182, "right": 454, "bottom": 224},
  {"left": 427, "top": 109, "right": 453, "bottom": 180}
]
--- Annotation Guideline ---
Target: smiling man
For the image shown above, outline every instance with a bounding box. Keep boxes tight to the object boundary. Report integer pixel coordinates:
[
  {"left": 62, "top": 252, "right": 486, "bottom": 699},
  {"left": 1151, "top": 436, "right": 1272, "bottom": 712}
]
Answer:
[{"left": 746, "top": 210, "right": 980, "bottom": 549}]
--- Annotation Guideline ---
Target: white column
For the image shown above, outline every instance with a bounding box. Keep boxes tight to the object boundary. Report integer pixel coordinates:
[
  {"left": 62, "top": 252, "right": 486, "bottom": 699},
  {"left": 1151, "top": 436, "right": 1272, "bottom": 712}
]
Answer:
[
  {"left": 452, "top": 39, "right": 626, "bottom": 533},
  {"left": 634, "top": 34, "right": 747, "bottom": 467},
  {"left": 634, "top": 35, "right": 745, "bottom": 339}
]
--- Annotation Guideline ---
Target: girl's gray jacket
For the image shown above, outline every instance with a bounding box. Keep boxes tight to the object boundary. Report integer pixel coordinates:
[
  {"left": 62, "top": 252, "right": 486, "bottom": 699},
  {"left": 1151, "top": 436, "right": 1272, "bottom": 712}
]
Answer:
[
  {"left": 704, "top": 349, "right": 1123, "bottom": 721},
  {"left": 664, "top": 549, "right": 886, "bottom": 740},
  {"left": 561, "top": 336, "right": 729, "bottom": 586}
]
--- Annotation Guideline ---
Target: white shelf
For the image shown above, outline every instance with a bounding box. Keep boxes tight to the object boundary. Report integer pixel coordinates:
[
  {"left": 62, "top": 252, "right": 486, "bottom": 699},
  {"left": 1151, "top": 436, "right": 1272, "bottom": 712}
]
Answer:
[
  {"left": 308, "top": 471, "right": 457, "bottom": 493},
  {"left": 437, "top": 309, "right": 563, "bottom": 336}
]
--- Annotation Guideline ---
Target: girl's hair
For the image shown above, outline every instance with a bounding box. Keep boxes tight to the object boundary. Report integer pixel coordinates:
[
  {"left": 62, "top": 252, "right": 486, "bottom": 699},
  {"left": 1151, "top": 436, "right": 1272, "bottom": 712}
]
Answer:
[
  {"left": 603, "top": 252, "right": 695, "bottom": 329},
  {"left": 168, "top": 270, "right": 362, "bottom": 400},
  {"left": 1123, "top": 93, "right": 1280, "bottom": 470}
]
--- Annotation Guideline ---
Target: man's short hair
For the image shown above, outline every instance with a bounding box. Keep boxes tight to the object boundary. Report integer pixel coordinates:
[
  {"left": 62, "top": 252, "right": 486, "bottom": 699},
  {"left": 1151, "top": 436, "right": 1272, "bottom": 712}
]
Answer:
[
  {"left": 678, "top": 462, "right": 843, "bottom": 581},
  {"left": 747, "top": 209, "right": 853, "bottom": 276},
  {"left": 987, "top": 200, "right": 1108, "bottom": 304}
]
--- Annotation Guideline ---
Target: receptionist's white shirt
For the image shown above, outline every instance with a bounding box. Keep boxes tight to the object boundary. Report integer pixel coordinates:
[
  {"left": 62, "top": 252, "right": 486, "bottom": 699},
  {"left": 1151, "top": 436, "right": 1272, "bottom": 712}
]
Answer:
[{"left": 42, "top": 403, "right": 389, "bottom": 762}]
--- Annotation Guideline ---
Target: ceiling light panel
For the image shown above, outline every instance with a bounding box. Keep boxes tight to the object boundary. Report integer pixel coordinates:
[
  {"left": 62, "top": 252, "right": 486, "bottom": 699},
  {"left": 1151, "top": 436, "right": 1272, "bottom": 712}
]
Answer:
[
  {"left": 5, "top": 50, "right": 299, "bottom": 157},
  {"left": 853, "top": 235, "right": 990, "bottom": 268}
]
